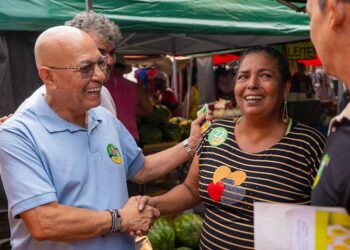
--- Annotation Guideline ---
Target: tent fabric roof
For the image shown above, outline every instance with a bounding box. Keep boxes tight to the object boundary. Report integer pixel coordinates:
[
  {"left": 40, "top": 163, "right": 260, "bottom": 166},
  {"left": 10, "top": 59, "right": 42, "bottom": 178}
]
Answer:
[
  {"left": 0, "top": 0, "right": 311, "bottom": 55},
  {"left": 0, "top": 0, "right": 310, "bottom": 34},
  {"left": 118, "top": 33, "right": 308, "bottom": 55}
]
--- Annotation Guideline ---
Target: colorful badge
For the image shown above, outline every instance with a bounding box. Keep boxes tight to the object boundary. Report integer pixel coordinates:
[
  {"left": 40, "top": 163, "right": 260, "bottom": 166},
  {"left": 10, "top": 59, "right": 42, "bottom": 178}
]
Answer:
[
  {"left": 312, "top": 154, "right": 330, "bottom": 189},
  {"left": 106, "top": 143, "right": 123, "bottom": 164},
  {"left": 207, "top": 165, "right": 247, "bottom": 204},
  {"left": 208, "top": 127, "right": 228, "bottom": 146}
]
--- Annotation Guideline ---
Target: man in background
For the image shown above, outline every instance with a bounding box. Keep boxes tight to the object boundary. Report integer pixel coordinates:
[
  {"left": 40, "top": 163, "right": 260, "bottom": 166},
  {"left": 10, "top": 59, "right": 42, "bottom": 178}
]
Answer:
[
  {"left": 291, "top": 62, "right": 315, "bottom": 98},
  {"left": 105, "top": 55, "right": 153, "bottom": 141}
]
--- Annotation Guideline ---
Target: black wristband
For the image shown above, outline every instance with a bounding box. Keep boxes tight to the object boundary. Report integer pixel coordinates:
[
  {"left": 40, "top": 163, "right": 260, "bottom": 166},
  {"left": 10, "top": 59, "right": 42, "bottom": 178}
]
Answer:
[
  {"left": 114, "top": 209, "right": 121, "bottom": 232},
  {"left": 103, "top": 209, "right": 115, "bottom": 237}
]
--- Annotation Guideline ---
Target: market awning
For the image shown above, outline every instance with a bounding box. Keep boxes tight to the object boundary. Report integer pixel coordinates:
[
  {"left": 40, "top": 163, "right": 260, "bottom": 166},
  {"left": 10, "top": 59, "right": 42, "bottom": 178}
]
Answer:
[{"left": 0, "top": 0, "right": 311, "bottom": 55}]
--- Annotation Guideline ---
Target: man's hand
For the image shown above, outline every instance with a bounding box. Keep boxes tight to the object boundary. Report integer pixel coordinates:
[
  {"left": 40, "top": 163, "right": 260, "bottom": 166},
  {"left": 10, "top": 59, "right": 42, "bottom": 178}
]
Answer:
[
  {"left": 188, "top": 111, "right": 213, "bottom": 151},
  {"left": 119, "top": 196, "right": 160, "bottom": 236}
]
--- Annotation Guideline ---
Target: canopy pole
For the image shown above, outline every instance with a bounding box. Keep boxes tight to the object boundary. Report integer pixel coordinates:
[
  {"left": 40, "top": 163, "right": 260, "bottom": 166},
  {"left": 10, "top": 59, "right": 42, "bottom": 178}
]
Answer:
[
  {"left": 172, "top": 56, "right": 178, "bottom": 99},
  {"left": 185, "top": 58, "right": 193, "bottom": 119},
  {"left": 86, "top": 0, "right": 93, "bottom": 11},
  {"left": 171, "top": 38, "right": 178, "bottom": 99}
]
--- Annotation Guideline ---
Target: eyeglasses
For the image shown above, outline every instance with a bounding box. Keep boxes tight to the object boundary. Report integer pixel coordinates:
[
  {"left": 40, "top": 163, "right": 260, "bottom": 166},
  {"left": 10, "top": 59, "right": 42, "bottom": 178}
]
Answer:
[{"left": 46, "top": 56, "right": 108, "bottom": 78}]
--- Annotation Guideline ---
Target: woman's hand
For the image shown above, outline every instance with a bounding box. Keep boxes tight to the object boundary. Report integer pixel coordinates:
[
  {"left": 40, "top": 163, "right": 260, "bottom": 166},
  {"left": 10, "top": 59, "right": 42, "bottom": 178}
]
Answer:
[{"left": 188, "top": 110, "right": 213, "bottom": 151}]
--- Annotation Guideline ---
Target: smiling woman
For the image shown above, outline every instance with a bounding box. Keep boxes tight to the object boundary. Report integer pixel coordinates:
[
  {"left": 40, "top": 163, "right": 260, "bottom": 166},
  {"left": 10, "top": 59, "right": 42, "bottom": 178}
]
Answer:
[
  {"left": 139, "top": 46, "right": 327, "bottom": 250},
  {"left": 234, "top": 46, "right": 292, "bottom": 153}
]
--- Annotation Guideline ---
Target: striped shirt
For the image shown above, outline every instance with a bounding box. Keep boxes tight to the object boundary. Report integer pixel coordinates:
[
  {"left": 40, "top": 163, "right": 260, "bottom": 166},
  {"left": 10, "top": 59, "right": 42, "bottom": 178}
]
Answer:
[{"left": 197, "top": 119, "right": 326, "bottom": 250}]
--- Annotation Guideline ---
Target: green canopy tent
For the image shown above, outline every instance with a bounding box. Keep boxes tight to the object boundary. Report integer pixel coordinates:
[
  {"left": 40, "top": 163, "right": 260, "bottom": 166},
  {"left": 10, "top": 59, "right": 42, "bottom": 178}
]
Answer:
[
  {"left": 0, "top": 0, "right": 311, "bottom": 115},
  {"left": 0, "top": 0, "right": 310, "bottom": 55}
]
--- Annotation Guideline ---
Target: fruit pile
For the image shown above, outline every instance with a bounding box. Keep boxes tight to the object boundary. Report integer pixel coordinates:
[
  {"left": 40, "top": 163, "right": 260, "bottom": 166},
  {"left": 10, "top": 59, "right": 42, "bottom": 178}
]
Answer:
[
  {"left": 148, "top": 212, "right": 203, "bottom": 250},
  {"left": 138, "top": 105, "right": 192, "bottom": 146}
]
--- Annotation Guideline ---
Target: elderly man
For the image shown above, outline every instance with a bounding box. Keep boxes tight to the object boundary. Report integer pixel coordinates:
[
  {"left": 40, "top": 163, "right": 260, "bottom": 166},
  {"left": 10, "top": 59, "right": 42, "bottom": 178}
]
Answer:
[
  {"left": 17, "top": 11, "right": 119, "bottom": 115},
  {"left": 0, "top": 25, "right": 207, "bottom": 249},
  {"left": 307, "top": 0, "right": 350, "bottom": 213},
  {"left": 0, "top": 26, "right": 158, "bottom": 250}
]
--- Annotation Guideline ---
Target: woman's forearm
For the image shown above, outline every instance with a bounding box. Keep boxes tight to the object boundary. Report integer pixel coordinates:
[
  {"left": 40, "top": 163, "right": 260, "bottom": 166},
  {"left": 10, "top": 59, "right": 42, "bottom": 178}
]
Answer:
[{"left": 153, "top": 183, "right": 201, "bottom": 215}]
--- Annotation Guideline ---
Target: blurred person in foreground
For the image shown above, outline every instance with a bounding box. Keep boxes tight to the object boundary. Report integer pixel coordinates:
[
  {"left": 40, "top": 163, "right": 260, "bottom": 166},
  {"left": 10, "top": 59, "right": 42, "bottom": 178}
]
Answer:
[
  {"left": 307, "top": 0, "right": 350, "bottom": 213},
  {"left": 138, "top": 46, "right": 326, "bottom": 249}
]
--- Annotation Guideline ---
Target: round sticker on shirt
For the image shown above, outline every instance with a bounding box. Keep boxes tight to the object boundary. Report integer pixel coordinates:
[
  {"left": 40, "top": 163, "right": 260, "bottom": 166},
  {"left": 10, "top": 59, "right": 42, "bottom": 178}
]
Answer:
[
  {"left": 208, "top": 127, "right": 228, "bottom": 146},
  {"left": 106, "top": 144, "right": 123, "bottom": 164}
]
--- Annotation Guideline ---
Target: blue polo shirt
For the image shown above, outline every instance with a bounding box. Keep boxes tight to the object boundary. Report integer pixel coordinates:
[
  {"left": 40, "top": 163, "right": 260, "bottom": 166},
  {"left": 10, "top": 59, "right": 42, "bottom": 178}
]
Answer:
[{"left": 0, "top": 96, "right": 144, "bottom": 250}]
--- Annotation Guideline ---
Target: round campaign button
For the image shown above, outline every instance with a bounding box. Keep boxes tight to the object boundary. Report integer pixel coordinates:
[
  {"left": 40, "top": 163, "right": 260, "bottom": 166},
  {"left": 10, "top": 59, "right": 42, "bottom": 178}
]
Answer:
[
  {"left": 208, "top": 127, "right": 228, "bottom": 146},
  {"left": 106, "top": 143, "right": 123, "bottom": 164}
]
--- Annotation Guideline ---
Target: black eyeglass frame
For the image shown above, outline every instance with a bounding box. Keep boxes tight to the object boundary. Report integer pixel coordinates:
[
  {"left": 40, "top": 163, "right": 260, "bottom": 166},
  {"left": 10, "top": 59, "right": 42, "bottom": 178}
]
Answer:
[{"left": 45, "top": 56, "right": 108, "bottom": 78}]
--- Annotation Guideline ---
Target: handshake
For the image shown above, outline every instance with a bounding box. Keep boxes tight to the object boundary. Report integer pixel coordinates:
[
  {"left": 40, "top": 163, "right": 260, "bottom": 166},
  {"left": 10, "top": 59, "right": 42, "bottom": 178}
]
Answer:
[{"left": 118, "top": 195, "right": 157, "bottom": 236}]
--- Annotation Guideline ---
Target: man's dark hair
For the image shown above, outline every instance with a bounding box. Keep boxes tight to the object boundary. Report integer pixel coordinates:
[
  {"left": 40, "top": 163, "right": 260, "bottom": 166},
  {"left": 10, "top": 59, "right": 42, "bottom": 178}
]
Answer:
[
  {"left": 237, "top": 45, "right": 291, "bottom": 84},
  {"left": 65, "top": 11, "right": 122, "bottom": 47}
]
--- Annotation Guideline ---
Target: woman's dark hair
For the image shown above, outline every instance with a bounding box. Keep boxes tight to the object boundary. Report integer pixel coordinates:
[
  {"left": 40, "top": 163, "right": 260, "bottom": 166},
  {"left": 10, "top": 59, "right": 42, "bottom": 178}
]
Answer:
[{"left": 237, "top": 46, "right": 291, "bottom": 85}]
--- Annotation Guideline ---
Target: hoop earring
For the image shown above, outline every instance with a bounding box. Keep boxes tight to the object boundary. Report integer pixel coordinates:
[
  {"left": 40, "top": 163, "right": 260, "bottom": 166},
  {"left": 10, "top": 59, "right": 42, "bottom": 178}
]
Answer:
[{"left": 282, "top": 100, "right": 289, "bottom": 124}]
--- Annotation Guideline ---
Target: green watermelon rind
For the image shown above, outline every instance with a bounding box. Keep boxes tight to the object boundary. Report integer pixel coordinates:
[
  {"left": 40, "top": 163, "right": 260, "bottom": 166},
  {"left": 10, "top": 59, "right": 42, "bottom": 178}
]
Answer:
[
  {"left": 148, "top": 218, "right": 175, "bottom": 250},
  {"left": 174, "top": 213, "right": 203, "bottom": 248}
]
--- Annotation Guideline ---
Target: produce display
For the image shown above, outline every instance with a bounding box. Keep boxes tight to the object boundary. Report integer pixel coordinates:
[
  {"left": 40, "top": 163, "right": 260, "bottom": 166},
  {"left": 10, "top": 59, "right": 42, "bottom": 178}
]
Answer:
[
  {"left": 174, "top": 213, "right": 203, "bottom": 249},
  {"left": 160, "top": 122, "right": 182, "bottom": 142},
  {"left": 139, "top": 124, "right": 162, "bottom": 145},
  {"left": 144, "top": 105, "right": 171, "bottom": 125},
  {"left": 139, "top": 105, "right": 192, "bottom": 146},
  {"left": 148, "top": 218, "right": 176, "bottom": 250},
  {"left": 149, "top": 212, "right": 203, "bottom": 250}
]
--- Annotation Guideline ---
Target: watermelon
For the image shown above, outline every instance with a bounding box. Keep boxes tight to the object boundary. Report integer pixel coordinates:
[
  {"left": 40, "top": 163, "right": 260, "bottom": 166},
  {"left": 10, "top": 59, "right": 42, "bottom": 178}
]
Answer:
[
  {"left": 139, "top": 124, "right": 162, "bottom": 145},
  {"left": 148, "top": 218, "right": 176, "bottom": 250},
  {"left": 174, "top": 213, "right": 203, "bottom": 248},
  {"left": 143, "top": 105, "right": 171, "bottom": 126},
  {"left": 160, "top": 122, "right": 182, "bottom": 142}
]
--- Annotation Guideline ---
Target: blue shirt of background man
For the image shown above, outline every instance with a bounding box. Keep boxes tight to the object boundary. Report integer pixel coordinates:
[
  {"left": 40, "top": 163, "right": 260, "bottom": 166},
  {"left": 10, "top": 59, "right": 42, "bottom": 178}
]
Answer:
[{"left": 0, "top": 95, "right": 144, "bottom": 250}]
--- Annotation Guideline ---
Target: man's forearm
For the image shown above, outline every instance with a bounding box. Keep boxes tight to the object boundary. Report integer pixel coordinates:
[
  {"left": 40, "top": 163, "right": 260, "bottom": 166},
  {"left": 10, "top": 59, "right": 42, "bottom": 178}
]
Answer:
[
  {"left": 133, "top": 142, "right": 191, "bottom": 184},
  {"left": 21, "top": 202, "right": 111, "bottom": 242}
]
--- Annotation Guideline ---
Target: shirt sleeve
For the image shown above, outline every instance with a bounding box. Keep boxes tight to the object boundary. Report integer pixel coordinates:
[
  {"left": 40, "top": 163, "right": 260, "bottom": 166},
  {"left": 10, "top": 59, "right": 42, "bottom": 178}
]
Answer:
[
  {"left": 0, "top": 129, "right": 57, "bottom": 218},
  {"left": 116, "top": 121, "right": 145, "bottom": 180}
]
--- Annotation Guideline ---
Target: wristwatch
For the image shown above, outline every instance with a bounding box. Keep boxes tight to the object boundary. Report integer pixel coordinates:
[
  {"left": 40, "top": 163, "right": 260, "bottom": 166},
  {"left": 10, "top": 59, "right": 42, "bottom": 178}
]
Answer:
[
  {"left": 183, "top": 139, "right": 194, "bottom": 158},
  {"left": 114, "top": 209, "right": 121, "bottom": 232}
]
